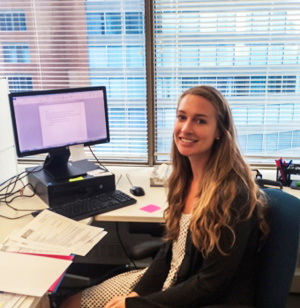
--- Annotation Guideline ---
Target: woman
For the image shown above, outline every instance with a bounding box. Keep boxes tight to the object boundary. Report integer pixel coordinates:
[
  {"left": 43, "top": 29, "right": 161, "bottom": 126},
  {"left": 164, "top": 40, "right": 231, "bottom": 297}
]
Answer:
[{"left": 61, "top": 85, "right": 269, "bottom": 308}]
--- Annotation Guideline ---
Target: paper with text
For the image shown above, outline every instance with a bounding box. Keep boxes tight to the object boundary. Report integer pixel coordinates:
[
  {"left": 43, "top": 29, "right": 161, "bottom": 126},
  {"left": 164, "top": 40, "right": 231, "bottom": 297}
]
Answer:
[{"left": 8, "top": 210, "right": 106, "bottom": 256}]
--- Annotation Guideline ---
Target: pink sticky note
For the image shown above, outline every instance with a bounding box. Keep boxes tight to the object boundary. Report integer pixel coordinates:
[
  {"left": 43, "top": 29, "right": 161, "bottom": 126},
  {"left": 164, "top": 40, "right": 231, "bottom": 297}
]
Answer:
[{"left": 140, "top": 204, "right": 161, "bottom": 213}]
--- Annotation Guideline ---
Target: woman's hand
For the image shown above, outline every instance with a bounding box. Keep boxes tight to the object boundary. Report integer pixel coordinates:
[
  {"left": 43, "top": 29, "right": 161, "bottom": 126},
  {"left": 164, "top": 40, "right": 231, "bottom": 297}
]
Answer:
[
  {"left": 104, "top": 292, "right": 138, "bottom": 308},
  {"left": 104, "top": 296, "right": 126, "bottom": 308}
]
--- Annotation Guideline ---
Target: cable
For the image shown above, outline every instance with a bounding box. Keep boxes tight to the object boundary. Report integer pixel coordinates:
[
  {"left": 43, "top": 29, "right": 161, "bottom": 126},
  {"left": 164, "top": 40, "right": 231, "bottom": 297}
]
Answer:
[
  {"left": 0, "top": 166, "right": 41, "bottom": 203},
  {"left": 88, "top": 146, "right": 109, "bottom": 172},
  {"left": 116, "top": 174, "right": 123, "bottom": 186},
  {"left": 0, "top": 165, "right": 42, "bottom": 194},
  {"left": 125, "top": 174, "right": 134, "bottom": 187},
  {"left": 3, "top": 183, "right": 35, "bottom": 206},
  {"left": 0, "top": 166, "right": 46, "bottom": 219},
  {"left": 0, "top": 212, "right": 37, "bottom": 220},
  {"left": 115, "top": 222, "right": 138, "bottom": 269},
  {"left": 0, "top": 173, "right": 29, "bottom": 202},
  {"left": 0, "top": 170, "right": 27, "bottom": 194}
]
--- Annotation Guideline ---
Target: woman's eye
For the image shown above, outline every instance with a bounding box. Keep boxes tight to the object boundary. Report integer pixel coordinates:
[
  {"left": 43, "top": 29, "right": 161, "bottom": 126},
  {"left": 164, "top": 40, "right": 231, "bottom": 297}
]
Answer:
[
  {"left": 196, "top": 118, "right": 206, "bottom": 124},
  {"left": 177, "top": 115, "right": 185, "bottom": 120}
]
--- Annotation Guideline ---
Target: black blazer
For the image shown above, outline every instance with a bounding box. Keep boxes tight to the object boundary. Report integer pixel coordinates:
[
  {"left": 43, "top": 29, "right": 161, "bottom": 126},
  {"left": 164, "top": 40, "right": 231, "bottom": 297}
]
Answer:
[{"left": 126, "top": 193, "right": 260, "bottom": 308}]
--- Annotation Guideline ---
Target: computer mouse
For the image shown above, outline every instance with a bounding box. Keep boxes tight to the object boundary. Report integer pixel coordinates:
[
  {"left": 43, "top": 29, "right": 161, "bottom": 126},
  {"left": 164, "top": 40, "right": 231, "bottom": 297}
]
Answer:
[{"left": 130, "top": 186, "right": 145, "bottom": 197}]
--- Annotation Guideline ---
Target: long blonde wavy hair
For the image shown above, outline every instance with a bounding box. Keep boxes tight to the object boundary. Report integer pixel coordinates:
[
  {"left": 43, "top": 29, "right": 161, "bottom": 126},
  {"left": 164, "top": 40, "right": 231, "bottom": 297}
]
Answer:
[{"left": 165, "top": 85, "right": 269, "bottom": 257}]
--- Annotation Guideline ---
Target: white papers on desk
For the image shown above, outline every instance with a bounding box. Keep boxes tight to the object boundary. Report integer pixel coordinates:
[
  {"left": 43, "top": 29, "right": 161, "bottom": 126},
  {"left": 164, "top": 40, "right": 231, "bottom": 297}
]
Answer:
[
  {"left": 0, "top": 210, "right": 107, "bottom": 299},
  {"left": 2, "top": 210, "right": 107, "bottom": 256},
  {"left": 0, "top": 251, "right": 72, "bottom": 297},
  {"left": 0, "top": 292, "right": 26, "bottom": 308}
]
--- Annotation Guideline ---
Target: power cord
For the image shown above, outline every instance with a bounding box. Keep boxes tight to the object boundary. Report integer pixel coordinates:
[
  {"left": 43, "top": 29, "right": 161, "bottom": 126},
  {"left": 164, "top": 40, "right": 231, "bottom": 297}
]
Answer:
[
  {"left": 126, "top": 174, "right": 134, "bottom": 187},
  {"left": 0, "top": 166, "right": 46, "bottom": 219},
  {"left": 88, "top": 146, "right": 108, "bottom": 172},
  {"left": 115, "top": 222, "right": 138, "bottom": 269}
]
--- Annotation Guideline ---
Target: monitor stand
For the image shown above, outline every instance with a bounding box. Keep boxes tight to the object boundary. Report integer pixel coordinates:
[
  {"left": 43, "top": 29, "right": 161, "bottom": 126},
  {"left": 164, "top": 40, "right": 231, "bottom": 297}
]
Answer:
[
  {"left": 43, "top": 148, "right": 99, "bottom": 180},
  {"left": 44, "top": 161, "right": 86, "bottom": 180}
]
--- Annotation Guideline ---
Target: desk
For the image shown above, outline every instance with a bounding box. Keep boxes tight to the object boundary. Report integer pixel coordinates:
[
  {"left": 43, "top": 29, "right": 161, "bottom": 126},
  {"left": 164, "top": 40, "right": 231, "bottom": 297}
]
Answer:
[
  {"left": 95, "top": 166, "right": 167, "bottom": 223},
  {"left": 0, "top": 165, "right": 166, "bottom": 308},
  {"left": 1, "top": 165, "right": 300, "bottom": 308}
]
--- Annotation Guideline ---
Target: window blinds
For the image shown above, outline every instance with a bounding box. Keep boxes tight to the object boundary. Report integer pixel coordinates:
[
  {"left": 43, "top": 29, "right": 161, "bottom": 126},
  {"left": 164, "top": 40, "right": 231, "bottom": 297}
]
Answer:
[
  {"left": 154, "top": 0, "right": 300, "bottom": 163},
  {"left": 1, "top": 0, "right": 300, "bottom": 165},
  {"left": 0, "top": 0, "right": 147, "bottom": 163}
]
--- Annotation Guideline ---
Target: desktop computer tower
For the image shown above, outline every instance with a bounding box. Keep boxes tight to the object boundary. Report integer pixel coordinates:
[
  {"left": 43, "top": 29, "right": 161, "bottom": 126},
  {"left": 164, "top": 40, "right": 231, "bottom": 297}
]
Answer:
[{"left": 27, "top": 164, "right": 115, "bottom": 207}]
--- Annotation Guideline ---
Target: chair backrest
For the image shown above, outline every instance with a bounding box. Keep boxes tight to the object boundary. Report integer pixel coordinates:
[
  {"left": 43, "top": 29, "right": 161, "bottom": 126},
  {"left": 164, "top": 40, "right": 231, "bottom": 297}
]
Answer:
[{"left": 256, "top": 188, "right": 300, "bottom": 308}]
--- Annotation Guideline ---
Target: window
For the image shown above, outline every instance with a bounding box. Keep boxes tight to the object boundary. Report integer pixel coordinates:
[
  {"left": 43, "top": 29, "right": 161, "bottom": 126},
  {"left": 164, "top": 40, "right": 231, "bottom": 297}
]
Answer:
[
  {"left": 154, "top": 1, "right": 300, "bottom": 163},
  {"left": 107, "top": 46, "right": 123, "bottom": 67},
  {"left": 88, "top": 46, "right": 107, "bottom": 67},
  {"left": 0, "top": 1, "right": 300, "bottom": 165},
  {"left": 125, "top": 12, "right": 144, "bottom": 34},
  {"left": 87, "top": 11, "right": 141, "bottom": 35},
  {"left": 0, "top": 11, "right": 26, "bottom": 31},
  {"left": 85, "top": 3, "right": 147, "bottom": 161},
  {"left": 106, "top": 13, "right": 122, "bottom": 34},
  {"left": 2, "top": 43, "right": 30, "bottom": 63},
  {"left": 126, "top": 46, "right": 144, "bottom": 67},
  {"left": 86, "top": 13, "right": 104, "bottom": 35},
  {"left": 7, "top": 76, "right": 33, "bottom": 92}
]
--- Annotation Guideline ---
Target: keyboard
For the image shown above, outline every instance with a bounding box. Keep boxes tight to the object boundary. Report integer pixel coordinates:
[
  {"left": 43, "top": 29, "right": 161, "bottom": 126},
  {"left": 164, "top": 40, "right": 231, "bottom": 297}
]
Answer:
[{"left": 48, "top": 190, "right": 137, "bottom": 221}]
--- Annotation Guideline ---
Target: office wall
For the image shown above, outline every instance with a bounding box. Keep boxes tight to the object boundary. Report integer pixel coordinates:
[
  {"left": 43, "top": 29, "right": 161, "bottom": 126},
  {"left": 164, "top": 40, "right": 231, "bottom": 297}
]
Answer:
[{"left": 0, "top": 77, "right": 18, "bottom": 184}]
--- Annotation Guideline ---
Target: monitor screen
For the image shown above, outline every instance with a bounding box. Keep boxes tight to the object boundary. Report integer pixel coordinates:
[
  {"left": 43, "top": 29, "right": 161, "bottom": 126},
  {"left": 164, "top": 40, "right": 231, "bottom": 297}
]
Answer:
[{"left": 9, "top": 86, "right": 109, "bottom": 180}]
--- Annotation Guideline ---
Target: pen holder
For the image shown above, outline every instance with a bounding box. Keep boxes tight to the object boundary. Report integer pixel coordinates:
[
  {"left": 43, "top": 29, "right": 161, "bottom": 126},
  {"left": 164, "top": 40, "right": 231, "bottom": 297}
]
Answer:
[
  {"left": 276, "top": 167, "right": 291, "bottom": 186},
  {"left": 276, "top": 164, "right": 300, "bottom": 186}
]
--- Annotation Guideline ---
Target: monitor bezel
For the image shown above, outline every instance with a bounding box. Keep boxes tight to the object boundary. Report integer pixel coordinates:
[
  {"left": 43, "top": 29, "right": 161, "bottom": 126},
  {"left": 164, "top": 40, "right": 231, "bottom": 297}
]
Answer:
[{"left": 8, "top": 86, "right": 110, "bottom": 158}]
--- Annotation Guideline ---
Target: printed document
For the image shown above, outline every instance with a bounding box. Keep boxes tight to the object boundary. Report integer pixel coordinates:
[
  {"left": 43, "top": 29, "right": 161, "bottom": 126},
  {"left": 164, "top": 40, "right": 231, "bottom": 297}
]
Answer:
[
  {"left": 5, "top": 210, "right": 107, "bottom": 256},
  {"left": 0, "top": 210, "right": 107, "bottom": 299}
]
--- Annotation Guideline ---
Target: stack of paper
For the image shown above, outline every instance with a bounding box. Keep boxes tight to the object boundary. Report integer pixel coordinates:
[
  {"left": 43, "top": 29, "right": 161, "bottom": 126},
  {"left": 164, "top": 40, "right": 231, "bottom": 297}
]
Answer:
[
  {"left": 0, "top": 210, "right": 107, "bottom": 299},
  {"left": 0, "top": 292, "right": 27, "bottom": 308}
]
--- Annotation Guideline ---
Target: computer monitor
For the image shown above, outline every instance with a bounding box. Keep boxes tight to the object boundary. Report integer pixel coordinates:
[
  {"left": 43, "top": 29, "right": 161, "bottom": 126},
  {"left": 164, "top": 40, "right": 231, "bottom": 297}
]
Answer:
[{"left": 9, "top": 86, "right": 109, "bottom": 180}]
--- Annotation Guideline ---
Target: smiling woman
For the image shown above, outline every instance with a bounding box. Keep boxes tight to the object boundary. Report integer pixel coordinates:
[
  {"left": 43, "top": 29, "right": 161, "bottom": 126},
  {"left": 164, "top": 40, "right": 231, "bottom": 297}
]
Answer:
[{"left": 61, "top": 85, "right": 269, "bottom": 308}]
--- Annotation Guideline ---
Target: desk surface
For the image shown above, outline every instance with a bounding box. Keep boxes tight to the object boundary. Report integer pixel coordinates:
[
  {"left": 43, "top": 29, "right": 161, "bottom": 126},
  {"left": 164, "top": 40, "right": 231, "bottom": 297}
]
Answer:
[
  {"left": 2, "top": 166, "right": 300, "bottom": 239},
  {"left": 94, "top": 166, "right": 167, "bottom": 223},
  {"left": 0, "top": 166, "right": 167, "bottom": 243},
  {"left": 1, "top": 164, "right": 300, "bottom": 307}
]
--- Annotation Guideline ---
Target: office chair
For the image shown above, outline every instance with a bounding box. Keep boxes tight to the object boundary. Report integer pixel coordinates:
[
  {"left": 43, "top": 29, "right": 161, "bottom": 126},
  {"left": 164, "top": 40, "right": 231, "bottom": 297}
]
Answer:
[{"left": 129, "top": 188, "right": 300, "bottom": 308}]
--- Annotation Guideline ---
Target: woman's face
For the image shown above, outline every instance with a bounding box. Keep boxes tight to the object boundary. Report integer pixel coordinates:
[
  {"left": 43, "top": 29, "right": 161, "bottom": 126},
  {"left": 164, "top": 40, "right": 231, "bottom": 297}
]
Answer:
[{"left": 174, "top": 94, "right": 220, "bottom": 163}]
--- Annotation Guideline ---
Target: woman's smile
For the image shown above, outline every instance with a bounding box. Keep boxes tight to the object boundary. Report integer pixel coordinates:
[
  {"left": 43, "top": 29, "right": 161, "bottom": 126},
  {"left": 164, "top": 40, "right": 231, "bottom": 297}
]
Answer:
[{"left": 179, "top": 137, "right": 197, "bottom": 144}]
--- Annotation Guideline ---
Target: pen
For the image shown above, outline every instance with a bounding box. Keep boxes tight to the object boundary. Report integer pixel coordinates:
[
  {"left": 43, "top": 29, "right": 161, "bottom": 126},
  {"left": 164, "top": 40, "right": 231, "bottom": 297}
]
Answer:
[{"left": 275, "top": 159, "right": 286, "bottom": 183}]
